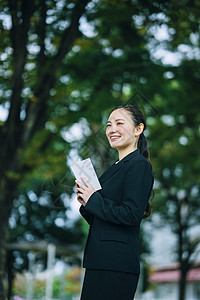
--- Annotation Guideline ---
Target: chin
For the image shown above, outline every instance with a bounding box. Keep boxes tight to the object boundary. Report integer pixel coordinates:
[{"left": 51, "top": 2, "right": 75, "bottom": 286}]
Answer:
[{"left": 110, "top": 142, "right": 122, "bottom": 149}]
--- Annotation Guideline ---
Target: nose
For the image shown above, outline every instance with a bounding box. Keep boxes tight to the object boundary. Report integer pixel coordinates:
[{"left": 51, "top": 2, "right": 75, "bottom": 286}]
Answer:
[{"left": 108, "top": 124, "right": 117, "bottom": 133}]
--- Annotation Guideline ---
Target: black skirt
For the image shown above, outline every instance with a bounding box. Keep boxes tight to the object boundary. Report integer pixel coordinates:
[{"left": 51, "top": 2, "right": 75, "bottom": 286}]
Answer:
[{"left": 80, "top": 269, "right": 139, "bottom": 300}]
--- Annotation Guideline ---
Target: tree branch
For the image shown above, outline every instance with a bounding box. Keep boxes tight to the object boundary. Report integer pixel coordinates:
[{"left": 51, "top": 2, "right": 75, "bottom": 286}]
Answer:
[
  {"left": 7, "top": 0, "right": 35, "bottom": 126},
  {"left": 21, "top": 0, "right": 90, "bottom": 147},
  {"left": 3, "top": 0, "right": 35, "bottom": 170},
  {"left": 37, "top": 0, "right": 47, "bottom": 69},
  {"left": 55, "top": 0, "right": 90, "bottom": 63}
]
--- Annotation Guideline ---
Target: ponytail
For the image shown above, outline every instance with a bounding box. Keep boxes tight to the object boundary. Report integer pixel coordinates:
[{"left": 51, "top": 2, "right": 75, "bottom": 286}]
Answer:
[
  {"left": 138, "top": 132, "right": 153, "bottom": 219},
  {"left": 138, "top": 132, "right": 152, "bottom": 169},
  {"left": 138, "top": 132, "right": 149, "bottom": 160},
  {"left": 143, "top": 190, "right": 154, "bottom": 219},
  {"left": 111, "top": 104, "right": 154, "bottom": 218}
]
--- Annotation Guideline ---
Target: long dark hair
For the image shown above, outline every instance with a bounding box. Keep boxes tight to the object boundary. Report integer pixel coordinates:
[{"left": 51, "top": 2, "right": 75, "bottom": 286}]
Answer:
[{"left": 111, "top": 104, "right": 154, "bottom": 218}]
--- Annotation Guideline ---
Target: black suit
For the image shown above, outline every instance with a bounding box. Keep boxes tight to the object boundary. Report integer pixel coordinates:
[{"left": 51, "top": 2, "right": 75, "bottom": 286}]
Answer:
[{"left": 80, "top": 149, "right": 154, "bottom": 299}]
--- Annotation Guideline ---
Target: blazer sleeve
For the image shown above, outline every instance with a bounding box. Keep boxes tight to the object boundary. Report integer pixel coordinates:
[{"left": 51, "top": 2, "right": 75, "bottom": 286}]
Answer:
[
  {"left": 84, "top": 160, "right": 153, "bottom": 226},
  {"left": 79, "top": 205, "right": 93, "bottom": 225}
]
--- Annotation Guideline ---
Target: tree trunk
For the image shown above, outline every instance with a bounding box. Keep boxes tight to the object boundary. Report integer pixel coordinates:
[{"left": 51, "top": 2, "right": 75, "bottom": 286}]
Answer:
[
  {"left": 6, "top": 251, "right": 15, "bottom": 300},
  {"left": 0, "top": 1, "right": 90, "bottom": 298},
  {"left": 0, "top": 179, "right": 18, "bottom": 299},
  {"left": 178, "top": 266, "right": 188, "bottom": 300},
  {"left": 0, "top": 219, "right": 9, "bottom": 299}
]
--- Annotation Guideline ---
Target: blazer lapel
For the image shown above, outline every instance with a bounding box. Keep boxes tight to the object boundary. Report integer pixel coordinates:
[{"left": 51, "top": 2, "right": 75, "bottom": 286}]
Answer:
[
  {"left": 99, "top": 149, "right": 140, "bottom": 184},
  {"left": 99, "top": 161, "right": 122, "bottom": 184}
]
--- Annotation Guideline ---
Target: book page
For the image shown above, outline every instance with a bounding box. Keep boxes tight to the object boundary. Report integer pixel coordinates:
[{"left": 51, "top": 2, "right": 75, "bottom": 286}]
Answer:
[{"left": 70, "top": 158, "right": 102, "bottom": 191}]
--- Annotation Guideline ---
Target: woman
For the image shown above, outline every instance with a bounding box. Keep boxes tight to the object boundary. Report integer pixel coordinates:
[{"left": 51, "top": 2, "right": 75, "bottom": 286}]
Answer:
[{"left": 75, "top": 104, "right": 154, "bottom": 300}]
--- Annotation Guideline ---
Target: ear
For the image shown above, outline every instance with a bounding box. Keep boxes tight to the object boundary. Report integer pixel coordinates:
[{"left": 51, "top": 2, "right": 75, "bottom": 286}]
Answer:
[{"left": 135, "top": 123, "right": 144, "bottom": 137}]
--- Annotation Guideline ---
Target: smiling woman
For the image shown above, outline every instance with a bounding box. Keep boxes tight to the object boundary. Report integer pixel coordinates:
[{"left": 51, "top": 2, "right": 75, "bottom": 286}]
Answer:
[
  {"left": 106, "top": 108, "right": 144, "bottom": 161},
  {"left": 75, "top": 104, "right": 154, "bottom": 300}
]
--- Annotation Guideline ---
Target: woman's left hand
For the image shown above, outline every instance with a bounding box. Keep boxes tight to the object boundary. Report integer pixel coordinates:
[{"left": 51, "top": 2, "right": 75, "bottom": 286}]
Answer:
[{"left": 75, "top": 178, "right": 95, "bottom": 206}]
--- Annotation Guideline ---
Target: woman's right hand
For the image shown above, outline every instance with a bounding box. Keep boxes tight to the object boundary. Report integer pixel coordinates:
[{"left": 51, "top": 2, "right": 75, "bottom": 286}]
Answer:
[{"left": 75, "top": 182, "right": 87, "bottom": 206}]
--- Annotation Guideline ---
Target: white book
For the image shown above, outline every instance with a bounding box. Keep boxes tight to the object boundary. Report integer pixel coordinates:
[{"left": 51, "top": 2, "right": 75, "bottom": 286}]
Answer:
[{"left": 70, "top": 158, "right": 102, "bottom": 191}]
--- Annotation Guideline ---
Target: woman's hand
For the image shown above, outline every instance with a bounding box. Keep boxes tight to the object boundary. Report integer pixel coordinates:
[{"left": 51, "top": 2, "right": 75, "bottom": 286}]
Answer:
[{"left": 75, "top": 178, "right": 95, "bottom": 206}]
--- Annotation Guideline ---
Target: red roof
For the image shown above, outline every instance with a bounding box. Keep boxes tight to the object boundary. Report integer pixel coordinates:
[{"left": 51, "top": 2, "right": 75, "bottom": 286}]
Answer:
[{"left": 150, "top": 269, "right": 200, "bottom": 283}]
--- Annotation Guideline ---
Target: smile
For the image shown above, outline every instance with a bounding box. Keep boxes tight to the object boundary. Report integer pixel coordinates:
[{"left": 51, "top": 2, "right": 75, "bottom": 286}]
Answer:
[{"left": 110, "top": 136, "right": 121, "bottom": 140}]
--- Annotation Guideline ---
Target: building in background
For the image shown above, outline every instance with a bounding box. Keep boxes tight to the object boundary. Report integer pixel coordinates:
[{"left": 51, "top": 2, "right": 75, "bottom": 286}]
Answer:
[{"left": 147, "top": 263, "right": 200, "bottom": 300}]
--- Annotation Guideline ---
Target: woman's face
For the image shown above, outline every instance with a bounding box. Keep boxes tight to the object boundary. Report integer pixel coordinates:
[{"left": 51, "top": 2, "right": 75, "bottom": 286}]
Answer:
[{"left": 106, "top": 108, "right": 141, "bottom": 151}]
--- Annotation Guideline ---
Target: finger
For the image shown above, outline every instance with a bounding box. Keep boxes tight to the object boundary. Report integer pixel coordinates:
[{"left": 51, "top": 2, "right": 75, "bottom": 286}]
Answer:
[
  {"left": 77, "top": 187, "right": 84, "bottom": 194},
  {"left": 75, "top": 182, "right": 79, "bottom": 188},
  {"left": 77, "top": 193, "right": 83, "bottom": 201},
  {"left": 75, "top": 180, "right": 86, "bottom": 190},
  {"left": 81, "top": 177, "right": 92, "bottom": 188},
  {"left": 75, "top": 185, "right": 80, "bottom": 195},
  {"left": 77, "top": 194, "right": 82, "bottom": 201},
  {"left": 77, "top": 197, "right": 86, "bottom": 206}
]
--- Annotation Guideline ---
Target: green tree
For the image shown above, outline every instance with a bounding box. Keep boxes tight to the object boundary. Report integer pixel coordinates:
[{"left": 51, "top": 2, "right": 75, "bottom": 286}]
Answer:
[
  {"left": 144, "top": 1, "right": 200, "bottom": 299},
  {"left": 6, "top": 181, "right": 86, "bottom": 299},
  {"left": 150, "top": 60, "right": 200, "bottom": 300},
  {"left": 2, "top": 1, "right": 199, "bottom": 300},
  {"left": 0, "top": 0, "right": 90, "bottom": 298}
]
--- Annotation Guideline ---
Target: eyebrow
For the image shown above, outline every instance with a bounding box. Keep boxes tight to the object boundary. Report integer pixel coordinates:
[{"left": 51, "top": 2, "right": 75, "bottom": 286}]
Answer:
[{"left": 107, "top": 118, "right": 125, "bottom": 123}]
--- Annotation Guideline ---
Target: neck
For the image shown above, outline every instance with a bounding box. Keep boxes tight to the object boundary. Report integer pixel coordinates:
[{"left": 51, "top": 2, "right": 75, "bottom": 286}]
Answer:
[{"left": 118, "top": 146, "right": 138, "bottom": 161}]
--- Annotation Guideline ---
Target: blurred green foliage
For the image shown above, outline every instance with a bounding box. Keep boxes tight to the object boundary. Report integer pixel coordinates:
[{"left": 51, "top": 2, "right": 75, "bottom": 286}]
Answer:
[{"left": 0, "top": 0, "right": 199, "bottom": 299}]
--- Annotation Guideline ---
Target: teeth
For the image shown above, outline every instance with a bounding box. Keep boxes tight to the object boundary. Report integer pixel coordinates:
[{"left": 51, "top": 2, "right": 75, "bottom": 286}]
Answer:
[{"left": 110, "top": 136, "right": 120, "bottom": 140}]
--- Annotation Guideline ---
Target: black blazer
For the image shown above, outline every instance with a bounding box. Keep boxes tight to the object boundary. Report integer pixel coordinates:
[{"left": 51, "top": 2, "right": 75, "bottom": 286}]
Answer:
[{"left": 80, "top": 149, "right": 154, "bottom": 274}]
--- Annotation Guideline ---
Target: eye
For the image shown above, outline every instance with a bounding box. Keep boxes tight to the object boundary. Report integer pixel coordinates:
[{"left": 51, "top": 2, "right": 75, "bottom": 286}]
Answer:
[
  {"left": 117, "top": 122, "right": 123, "bottom": 125},
  {"left": 106, "top": 123, "right": 111, "bottom": 127}
]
